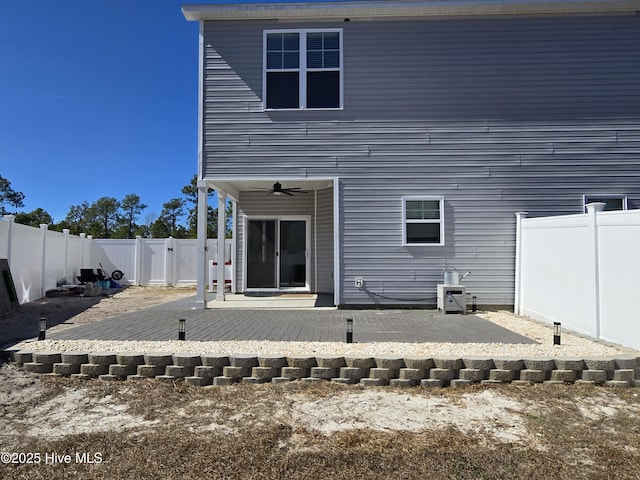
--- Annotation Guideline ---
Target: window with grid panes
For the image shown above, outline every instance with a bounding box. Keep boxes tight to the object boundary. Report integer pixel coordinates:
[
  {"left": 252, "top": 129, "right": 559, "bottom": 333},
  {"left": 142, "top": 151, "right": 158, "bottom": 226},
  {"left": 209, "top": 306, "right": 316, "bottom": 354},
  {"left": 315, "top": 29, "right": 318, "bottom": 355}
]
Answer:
[
  {"left": 403, "top": 197, "right": 444, "bottom": 245},
  {"left": 265, "top": 30, "right": 342, "bottom": 110}
]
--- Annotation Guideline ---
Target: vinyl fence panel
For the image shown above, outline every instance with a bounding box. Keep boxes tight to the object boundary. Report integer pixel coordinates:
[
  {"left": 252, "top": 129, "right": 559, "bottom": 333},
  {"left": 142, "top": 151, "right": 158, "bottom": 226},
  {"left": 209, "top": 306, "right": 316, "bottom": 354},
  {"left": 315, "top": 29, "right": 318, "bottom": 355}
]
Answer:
[
  {"left": 595, "top": 210, "right": 640, "bottom": 350},
  {"left": 9, "top": 223, "right": 46, "bottom": 303},
  {"left": 1, "top": 216, "right": 232, "bottom": 304},
  {"left": 92, "top": 239, "right": 137, "bottom": 285},
  {"left": 516, "top": 204, "right": 640, "bottom": 350}
]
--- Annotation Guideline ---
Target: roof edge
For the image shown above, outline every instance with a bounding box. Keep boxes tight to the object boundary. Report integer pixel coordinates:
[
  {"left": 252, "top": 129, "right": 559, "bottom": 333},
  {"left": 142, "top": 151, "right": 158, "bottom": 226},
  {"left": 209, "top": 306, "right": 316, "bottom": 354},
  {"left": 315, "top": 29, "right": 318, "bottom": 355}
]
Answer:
[{"left": 182, "top": 0, "right": 640, "bottom": 21}]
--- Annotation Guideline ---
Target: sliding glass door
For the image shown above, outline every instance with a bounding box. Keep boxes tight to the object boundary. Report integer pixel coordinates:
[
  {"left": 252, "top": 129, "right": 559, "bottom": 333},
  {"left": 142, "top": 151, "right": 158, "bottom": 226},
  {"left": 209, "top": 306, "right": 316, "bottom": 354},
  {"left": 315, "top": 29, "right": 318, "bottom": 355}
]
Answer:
[{"left": 246, "top": 218, "right": 308, "bottom": 290}]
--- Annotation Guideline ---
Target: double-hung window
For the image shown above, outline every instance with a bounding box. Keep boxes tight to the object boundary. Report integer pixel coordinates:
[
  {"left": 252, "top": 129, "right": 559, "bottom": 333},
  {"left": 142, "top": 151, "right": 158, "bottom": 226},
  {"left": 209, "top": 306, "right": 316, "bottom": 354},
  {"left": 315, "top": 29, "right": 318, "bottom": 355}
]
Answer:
[
  {"left": 264, "top": 29, "right": 342, "bottom": 110},
  {"left": 403, "top": 197, "right": 445, "bottom": 246}
]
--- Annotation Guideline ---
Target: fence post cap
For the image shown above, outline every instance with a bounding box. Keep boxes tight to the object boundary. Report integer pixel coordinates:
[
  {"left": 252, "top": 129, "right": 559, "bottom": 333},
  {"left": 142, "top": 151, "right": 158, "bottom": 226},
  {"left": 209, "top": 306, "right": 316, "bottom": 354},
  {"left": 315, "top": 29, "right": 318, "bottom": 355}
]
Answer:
[{"left": 586, "top": 202, "right": 606, "bottom": 213}]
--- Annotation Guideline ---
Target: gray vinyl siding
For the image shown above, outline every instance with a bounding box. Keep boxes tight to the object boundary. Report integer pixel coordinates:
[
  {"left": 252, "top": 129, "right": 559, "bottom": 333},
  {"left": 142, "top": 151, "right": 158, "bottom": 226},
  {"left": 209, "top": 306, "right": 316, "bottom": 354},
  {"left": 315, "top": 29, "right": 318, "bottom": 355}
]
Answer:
[
  {"left": 316, "top": 187, "right": 334, "bottom": 294},
  {"left": 202, "top": 13, "right": 640, "bottom": 306}
]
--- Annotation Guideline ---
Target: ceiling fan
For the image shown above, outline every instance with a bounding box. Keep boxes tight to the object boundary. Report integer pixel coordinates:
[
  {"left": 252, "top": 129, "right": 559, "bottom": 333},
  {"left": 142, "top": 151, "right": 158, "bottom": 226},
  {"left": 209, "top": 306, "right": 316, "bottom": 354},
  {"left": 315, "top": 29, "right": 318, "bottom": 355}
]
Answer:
[{"left": 252, "top": 182, "right": 308, "bottom": 196}]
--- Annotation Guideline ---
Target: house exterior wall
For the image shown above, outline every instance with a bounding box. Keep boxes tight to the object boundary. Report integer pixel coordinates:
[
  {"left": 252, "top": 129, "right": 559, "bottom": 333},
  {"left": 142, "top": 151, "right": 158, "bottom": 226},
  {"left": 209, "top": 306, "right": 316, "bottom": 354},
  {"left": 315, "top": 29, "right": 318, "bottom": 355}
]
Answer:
[{"left": 201, "top": 13, "right": 640, "bottom": 306}]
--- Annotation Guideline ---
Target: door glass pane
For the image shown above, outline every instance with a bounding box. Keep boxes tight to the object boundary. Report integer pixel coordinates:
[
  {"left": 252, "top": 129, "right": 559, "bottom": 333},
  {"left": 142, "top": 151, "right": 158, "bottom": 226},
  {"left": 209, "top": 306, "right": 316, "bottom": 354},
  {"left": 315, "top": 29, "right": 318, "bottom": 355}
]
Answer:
[
  {"left": 279, "top": 220, "right": 306, "bottom": 288},
  {"left": 246, "top": 220, "right": 276, "bottom": 288}
]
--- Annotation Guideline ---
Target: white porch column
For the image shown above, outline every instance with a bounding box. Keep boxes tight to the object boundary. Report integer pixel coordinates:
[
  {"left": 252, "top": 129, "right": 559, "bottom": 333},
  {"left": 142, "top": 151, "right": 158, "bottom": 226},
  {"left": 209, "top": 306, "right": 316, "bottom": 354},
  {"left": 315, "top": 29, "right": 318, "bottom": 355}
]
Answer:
[
  {"left": 231, "top": 200, "right": 237, "bottom": 293},
  {"left": 195, "top": 182, "right": 208, "bottom": 309},
  {"left": 216, "top": 190, "right": 227, "bottom": 302}
]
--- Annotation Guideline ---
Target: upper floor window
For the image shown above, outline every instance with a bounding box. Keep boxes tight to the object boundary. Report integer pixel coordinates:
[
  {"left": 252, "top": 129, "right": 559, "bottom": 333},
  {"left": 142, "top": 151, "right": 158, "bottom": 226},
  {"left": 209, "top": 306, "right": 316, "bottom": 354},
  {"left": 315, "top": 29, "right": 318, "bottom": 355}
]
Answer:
[
  {"left": 403, "top": 197, "right": 445, "bottom": 246},
  {"left": 583, "top": 195, "right": 627, "bottom": 212},
  {"left": 264, "top": 29, "right": 342, "bottom": 110}
]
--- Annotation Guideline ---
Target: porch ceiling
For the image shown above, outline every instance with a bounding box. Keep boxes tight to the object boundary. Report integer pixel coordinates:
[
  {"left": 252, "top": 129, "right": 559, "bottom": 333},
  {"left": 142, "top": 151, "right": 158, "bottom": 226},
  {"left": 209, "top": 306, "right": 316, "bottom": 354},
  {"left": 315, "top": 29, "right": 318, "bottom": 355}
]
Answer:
[{"left": 206, "top": 179, "right": 334, "bottom": 201}]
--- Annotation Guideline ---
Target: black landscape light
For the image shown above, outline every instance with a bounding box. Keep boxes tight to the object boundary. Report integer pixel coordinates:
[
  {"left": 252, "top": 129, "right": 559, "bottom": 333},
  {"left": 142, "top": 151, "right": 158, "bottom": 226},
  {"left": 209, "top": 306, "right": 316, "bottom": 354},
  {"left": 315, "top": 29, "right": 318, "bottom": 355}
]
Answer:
[
  {"left": 38, "top": 316, "right": 47, "bottom": 341},
  {"left": 179, "top": 318, "right": 186, "bottom": 341},
  {"left": 346, "top": 318, "right": 353, "bottom": 344},
  {"left": 553, "top": 322, "right": 561, "bottom": 345},
  {"left": 472, "top": 296, "right": 477, "bottom": 313}
]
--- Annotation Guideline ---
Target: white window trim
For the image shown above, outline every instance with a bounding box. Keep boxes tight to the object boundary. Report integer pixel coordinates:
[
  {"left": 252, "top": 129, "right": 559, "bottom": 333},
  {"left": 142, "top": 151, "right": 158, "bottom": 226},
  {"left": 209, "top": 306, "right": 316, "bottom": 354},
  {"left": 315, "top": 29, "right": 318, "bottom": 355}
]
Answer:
[
  {"left": 402, "top": 196, "right": 445, "bottom": 246},
  {"left": 582, "top": 194, "right": 628, "bottom": 213},
  {"left": 263, "top": 28, "right": 343, "bottom": 111}
]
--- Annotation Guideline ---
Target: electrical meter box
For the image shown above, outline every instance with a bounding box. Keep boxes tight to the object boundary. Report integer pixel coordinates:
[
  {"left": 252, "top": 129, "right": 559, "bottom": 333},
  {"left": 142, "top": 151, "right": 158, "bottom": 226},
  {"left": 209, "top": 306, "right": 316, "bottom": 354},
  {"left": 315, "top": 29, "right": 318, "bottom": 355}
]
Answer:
[{"left": 437, "top": 284, "right": 467, "bottom": 314}]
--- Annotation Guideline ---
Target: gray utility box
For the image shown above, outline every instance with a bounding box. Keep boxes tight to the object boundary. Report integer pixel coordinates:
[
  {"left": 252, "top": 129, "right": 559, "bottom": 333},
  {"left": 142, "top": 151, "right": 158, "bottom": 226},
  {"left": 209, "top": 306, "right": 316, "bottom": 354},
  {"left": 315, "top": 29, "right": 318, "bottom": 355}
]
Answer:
[{"left": 437, "top": 284, "right": 467, "bottom": 314}]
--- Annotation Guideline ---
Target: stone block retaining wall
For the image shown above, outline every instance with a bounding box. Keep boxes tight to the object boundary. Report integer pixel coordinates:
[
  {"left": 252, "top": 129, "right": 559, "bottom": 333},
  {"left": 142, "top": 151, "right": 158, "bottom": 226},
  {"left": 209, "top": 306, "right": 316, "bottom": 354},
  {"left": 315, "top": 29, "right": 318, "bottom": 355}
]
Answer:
[{"left": 6, "top": 351, "right": 640, "bottom": 388}]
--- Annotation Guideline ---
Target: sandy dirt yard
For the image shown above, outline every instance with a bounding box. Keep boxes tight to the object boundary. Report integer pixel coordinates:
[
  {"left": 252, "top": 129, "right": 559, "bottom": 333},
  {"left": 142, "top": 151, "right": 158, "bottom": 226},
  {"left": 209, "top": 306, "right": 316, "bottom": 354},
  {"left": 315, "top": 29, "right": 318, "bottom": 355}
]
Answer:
[
  {"left": 0, "top": 287, "right": 640, "bottom": 480},
  {"left": 1, "top": 287, "right": 640, "bottom": 479},
  {"left": 0, "top": 363, "right": 639, "bottom": 480}
]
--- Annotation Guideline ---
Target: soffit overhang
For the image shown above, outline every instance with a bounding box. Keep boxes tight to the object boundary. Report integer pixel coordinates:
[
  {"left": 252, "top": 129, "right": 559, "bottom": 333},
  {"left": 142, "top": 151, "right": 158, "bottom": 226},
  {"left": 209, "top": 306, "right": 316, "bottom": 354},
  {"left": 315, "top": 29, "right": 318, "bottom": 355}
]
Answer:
[{"left": 183, "top": 0, "right": 640, "bottom": 21}]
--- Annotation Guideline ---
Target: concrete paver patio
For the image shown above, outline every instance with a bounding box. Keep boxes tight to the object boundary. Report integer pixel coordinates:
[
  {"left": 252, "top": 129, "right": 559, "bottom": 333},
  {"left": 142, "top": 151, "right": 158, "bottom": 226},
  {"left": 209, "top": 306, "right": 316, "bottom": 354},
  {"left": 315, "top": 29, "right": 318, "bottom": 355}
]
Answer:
[{"left": 41, "top": 295, "right": 535, "bottom": 344}]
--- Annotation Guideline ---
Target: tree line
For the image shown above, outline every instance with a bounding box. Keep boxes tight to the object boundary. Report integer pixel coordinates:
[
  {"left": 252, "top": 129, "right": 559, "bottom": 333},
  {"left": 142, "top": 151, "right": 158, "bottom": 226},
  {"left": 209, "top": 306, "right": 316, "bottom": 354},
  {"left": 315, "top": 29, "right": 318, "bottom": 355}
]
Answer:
[{"left": 0, "top": 175, "right": 231, "bottom": 239}]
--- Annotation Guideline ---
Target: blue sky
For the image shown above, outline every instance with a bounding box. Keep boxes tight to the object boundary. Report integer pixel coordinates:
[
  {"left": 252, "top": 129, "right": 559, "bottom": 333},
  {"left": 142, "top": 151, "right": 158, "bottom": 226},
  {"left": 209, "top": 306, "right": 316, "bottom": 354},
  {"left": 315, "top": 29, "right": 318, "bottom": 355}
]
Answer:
[
  {"left": 1, "top": 0, "right": 346, "bottom": 224},
  {"left": 0, "top": 0, "right": 202, "bottom": 223}
]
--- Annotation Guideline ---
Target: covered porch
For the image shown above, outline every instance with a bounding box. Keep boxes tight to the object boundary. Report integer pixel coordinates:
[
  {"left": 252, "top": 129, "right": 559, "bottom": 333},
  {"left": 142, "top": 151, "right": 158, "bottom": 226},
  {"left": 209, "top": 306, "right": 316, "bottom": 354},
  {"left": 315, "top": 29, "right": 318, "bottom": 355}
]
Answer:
[{"left": 195, "top": 178, "right": 339, "bottom": 309}]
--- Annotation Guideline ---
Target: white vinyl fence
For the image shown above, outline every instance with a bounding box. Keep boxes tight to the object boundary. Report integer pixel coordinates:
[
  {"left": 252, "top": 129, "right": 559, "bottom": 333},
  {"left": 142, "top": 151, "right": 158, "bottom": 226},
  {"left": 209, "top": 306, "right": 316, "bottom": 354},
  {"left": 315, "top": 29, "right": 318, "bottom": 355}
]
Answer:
[
  {"left": 1, "top": 215, "right": 231, "bottom": 304},
  {"left": 515, "top": 204, "right": 640, "bottom": 351}
]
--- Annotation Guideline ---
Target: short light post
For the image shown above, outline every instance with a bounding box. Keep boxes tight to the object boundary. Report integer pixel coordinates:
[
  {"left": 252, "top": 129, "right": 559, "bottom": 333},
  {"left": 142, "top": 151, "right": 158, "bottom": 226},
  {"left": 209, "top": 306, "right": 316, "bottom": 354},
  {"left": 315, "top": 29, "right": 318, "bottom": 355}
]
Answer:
[
  {"left": 178, "top": 318, "right": 186, "bottom": 341},
  {"left": 346, "top": 318, "right": 353, "bottom": 344},
  {"left": 38, "top": 316, "right": 47, "bottom": 341},
  {"left": 553, "top": 322, "right": 561, "bottom": 345},
  {"left": 471, "top": 296, "right": 477, "bottom": 313}
]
